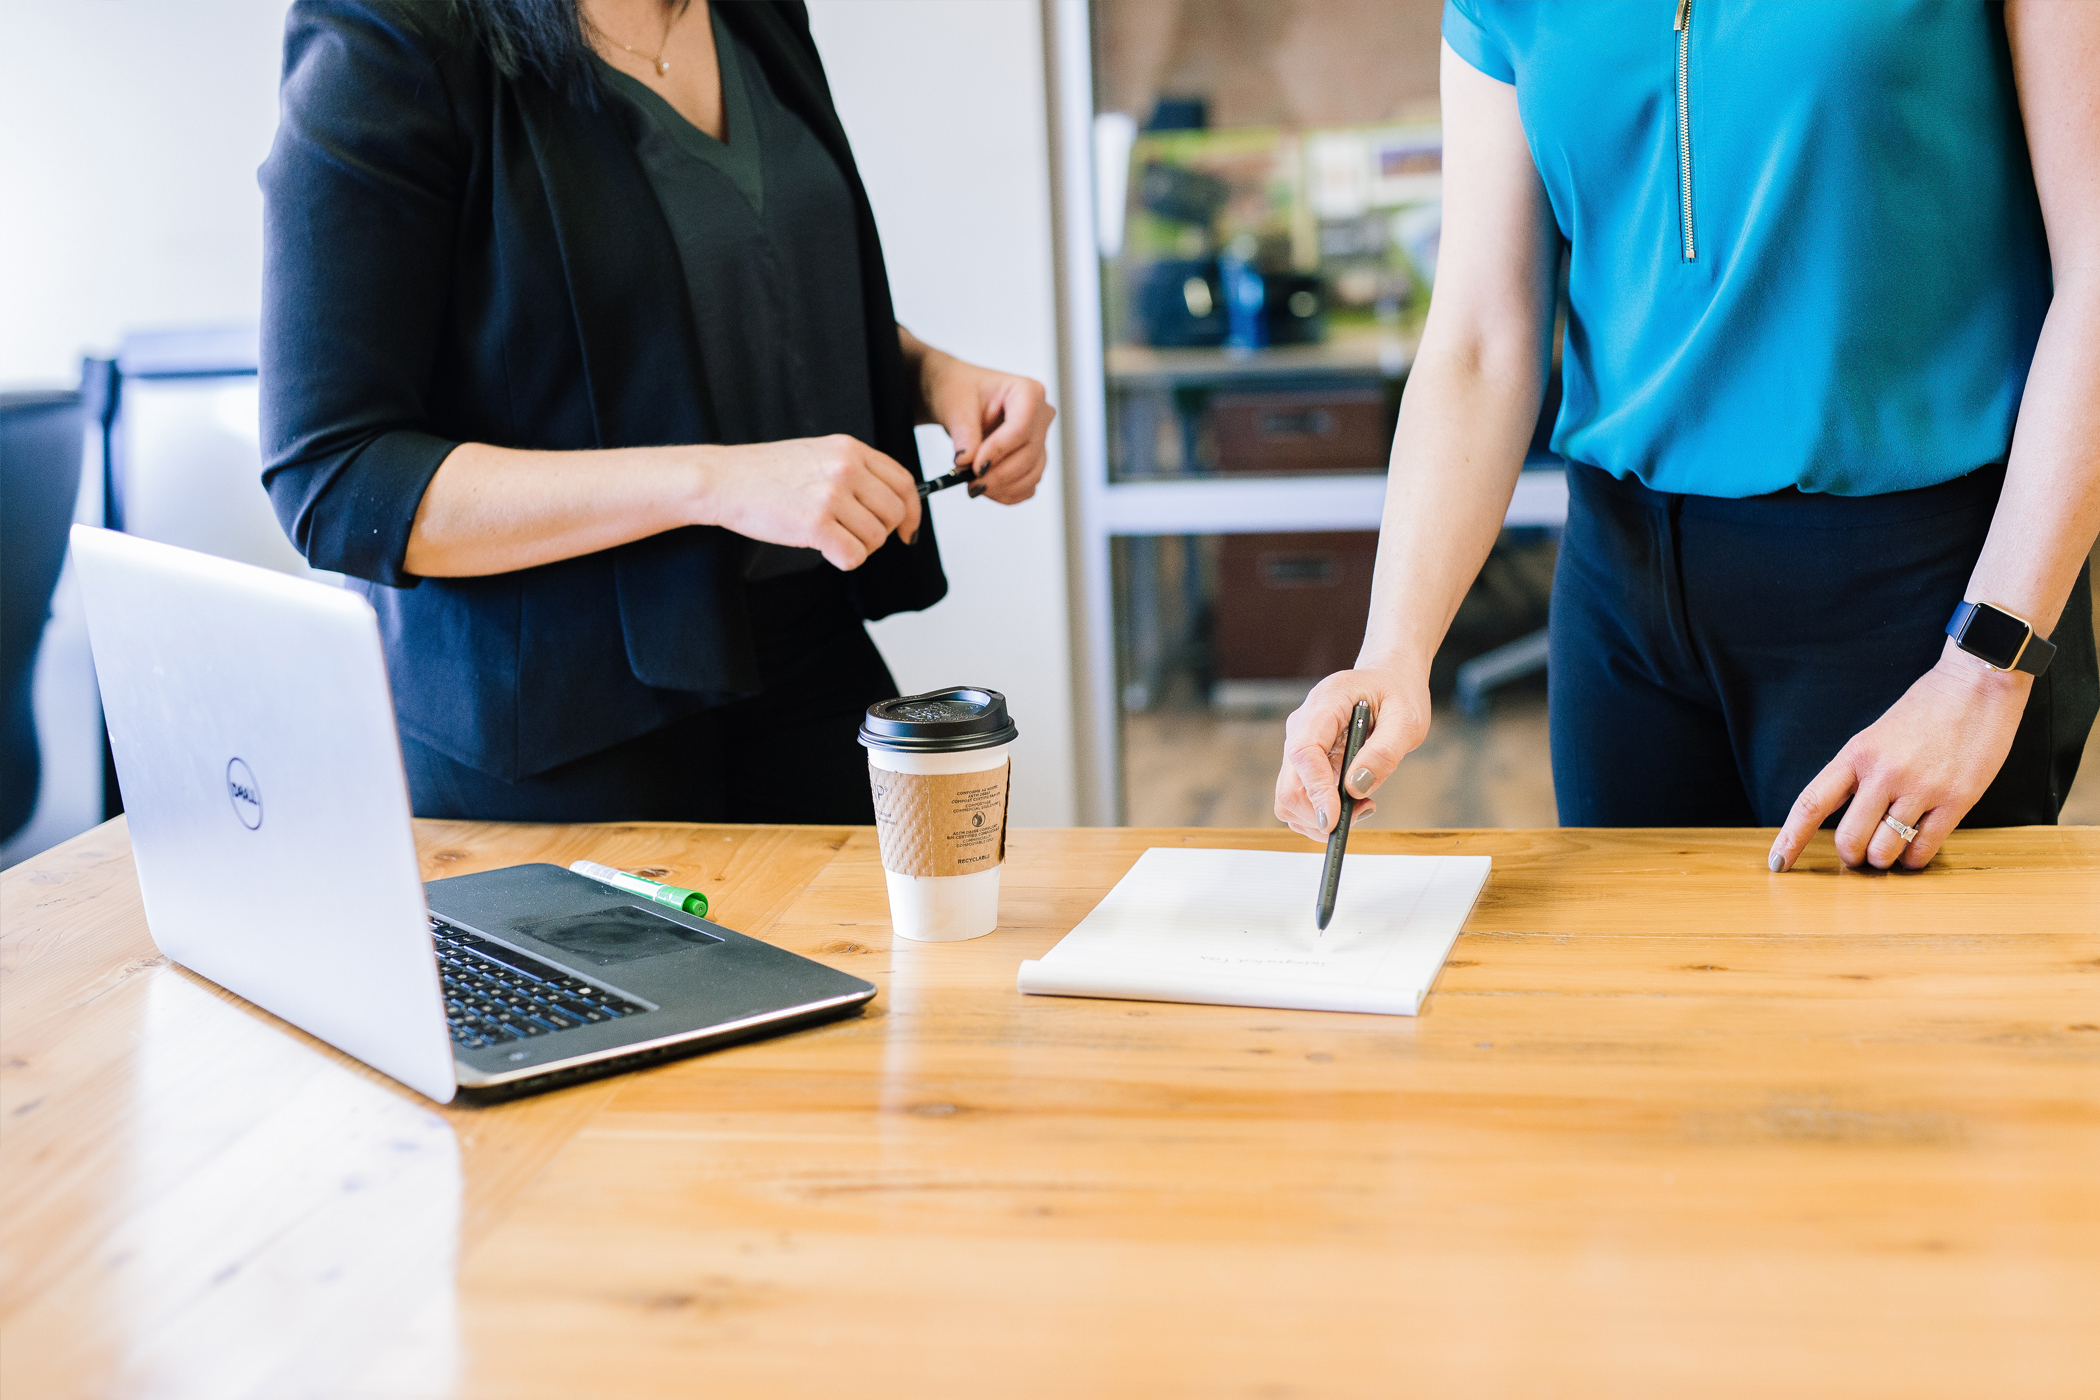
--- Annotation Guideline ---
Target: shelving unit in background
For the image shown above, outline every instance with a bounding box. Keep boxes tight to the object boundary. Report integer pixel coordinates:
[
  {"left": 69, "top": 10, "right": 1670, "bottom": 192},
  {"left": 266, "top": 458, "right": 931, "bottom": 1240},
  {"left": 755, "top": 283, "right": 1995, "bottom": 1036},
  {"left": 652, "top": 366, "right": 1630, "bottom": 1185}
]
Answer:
[{"left": 1052, "top": 0, "right": 1561, "bottom": 823}]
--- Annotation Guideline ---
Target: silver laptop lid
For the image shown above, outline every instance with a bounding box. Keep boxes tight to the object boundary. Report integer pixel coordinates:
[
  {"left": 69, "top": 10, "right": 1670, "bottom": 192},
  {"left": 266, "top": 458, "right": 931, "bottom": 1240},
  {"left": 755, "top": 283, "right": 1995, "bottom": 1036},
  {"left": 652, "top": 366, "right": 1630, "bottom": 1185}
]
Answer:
[{"left": 70, "top": 526, "right": 455, "bottom": 1101}]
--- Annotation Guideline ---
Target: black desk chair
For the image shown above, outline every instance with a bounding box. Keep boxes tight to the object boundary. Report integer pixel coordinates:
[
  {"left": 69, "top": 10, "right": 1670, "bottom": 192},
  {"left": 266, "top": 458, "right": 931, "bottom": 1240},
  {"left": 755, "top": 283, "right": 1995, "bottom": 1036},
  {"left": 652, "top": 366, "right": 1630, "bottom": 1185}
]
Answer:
[{"left": 0, "top": 389, "right": 87, "bottom": 842}]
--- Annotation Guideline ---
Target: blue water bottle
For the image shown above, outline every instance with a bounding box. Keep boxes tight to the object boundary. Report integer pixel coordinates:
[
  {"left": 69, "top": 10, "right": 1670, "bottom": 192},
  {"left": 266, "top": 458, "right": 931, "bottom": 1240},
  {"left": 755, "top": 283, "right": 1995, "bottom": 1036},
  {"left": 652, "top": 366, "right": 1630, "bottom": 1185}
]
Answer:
[{"left": 1221, "top": 254, "right": 1269, "bottom": 352}]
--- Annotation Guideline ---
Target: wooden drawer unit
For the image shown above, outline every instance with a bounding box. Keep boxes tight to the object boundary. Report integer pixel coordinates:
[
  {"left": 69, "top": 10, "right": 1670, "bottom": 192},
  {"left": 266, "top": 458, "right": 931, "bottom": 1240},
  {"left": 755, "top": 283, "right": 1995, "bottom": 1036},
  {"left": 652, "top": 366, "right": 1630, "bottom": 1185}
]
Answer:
[
  {"left": 1212, "top": 531, "right": 1378, "bottom": 680},
  {"left": 1210, "top": 388, "right": 1390, "bottom": 474}
]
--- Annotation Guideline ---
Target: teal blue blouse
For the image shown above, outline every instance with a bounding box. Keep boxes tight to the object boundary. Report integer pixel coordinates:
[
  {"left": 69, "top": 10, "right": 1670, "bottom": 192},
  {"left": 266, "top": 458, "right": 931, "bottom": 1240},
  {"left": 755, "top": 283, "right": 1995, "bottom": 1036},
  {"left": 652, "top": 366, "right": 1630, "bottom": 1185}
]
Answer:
[{"left": 1442, "top": 0, "right": 2051, "bottom": 498}]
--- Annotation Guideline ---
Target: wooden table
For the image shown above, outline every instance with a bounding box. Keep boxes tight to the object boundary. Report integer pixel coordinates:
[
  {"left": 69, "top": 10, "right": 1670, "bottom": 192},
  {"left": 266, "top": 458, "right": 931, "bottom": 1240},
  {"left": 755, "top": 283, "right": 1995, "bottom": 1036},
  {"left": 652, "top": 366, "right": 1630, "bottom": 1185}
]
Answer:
[{"left": 4, "top": 821, "right": 2096, "bottom": 1399}]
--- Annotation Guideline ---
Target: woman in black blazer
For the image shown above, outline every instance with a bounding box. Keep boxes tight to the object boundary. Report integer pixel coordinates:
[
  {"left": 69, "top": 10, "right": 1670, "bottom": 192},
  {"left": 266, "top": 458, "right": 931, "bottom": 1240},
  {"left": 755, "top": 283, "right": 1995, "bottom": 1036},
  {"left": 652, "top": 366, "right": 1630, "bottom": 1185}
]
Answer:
[{"left": 259, "top": 0, "right": 1054, "bottom": 824}]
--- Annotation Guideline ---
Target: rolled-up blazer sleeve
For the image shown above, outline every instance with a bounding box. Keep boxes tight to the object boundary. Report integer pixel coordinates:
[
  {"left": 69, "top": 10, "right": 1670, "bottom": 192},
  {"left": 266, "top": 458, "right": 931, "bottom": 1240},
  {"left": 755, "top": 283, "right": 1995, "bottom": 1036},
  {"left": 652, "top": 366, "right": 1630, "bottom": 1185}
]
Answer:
[{"left": 258, "top": 0, "right": 468, "bottom": 588}]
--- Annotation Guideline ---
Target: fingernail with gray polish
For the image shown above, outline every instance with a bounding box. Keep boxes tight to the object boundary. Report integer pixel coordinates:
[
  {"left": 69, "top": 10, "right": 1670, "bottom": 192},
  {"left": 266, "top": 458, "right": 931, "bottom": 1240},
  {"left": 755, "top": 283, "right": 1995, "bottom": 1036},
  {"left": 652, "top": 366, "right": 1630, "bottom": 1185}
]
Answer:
[
  {"left": 1316, "top": 805, "right": 1328, "bottom": 831},
  {"left": 1350, "top": 767, "right": 1373, "bottom": 795},
  {"left": 1768, "top": 851, "right": 1785, "bottom": 873}
]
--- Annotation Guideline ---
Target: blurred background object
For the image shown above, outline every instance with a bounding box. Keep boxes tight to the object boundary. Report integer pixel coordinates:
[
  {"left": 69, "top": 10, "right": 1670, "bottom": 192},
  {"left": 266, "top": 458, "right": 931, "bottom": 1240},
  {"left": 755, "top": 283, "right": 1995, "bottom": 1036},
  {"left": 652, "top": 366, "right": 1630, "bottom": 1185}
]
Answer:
[
  {"left": 1067, "top": 0, "right": 1567, "bottom": 827},
  {"left": 0, "top": 329, "right": 304, "bottom": 869},
  {"left": 107, "top": 327, "right": 327, "bottom": 580},
  {"left": 0, "top": 389, "right": 87, "bottom": 844}
]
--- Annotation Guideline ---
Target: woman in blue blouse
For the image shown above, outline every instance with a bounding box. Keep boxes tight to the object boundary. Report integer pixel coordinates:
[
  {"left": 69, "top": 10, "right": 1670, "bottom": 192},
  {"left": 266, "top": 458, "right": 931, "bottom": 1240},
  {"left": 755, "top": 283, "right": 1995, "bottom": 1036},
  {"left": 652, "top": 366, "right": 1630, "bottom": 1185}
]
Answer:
[{"left": 1275, "top": 0, "right": 2100, "bottom": 871}]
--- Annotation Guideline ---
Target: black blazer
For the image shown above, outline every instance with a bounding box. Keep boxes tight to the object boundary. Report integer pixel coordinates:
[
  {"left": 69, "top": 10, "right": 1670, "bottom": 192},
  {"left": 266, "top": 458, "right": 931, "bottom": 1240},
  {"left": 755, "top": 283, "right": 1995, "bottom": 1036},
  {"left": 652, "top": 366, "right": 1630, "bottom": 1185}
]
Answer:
[{"left": 259, "top": 0, "right": 945, "bottom": 781}]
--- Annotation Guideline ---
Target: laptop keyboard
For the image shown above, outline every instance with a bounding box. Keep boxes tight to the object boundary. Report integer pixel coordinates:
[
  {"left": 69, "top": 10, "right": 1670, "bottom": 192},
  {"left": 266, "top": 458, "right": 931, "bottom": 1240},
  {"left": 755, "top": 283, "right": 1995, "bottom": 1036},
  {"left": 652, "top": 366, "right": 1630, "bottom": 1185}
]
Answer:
[{"left": 431, "top": 917, "right": 648, "bottom": 1050}]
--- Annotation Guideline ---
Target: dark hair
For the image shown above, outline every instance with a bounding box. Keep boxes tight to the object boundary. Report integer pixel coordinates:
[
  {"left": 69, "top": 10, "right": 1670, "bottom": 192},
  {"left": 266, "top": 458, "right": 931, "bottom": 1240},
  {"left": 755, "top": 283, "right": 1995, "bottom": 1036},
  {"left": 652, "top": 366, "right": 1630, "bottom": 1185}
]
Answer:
[{"left": 449, "top": 0, "right": 602, "bottom": 105}]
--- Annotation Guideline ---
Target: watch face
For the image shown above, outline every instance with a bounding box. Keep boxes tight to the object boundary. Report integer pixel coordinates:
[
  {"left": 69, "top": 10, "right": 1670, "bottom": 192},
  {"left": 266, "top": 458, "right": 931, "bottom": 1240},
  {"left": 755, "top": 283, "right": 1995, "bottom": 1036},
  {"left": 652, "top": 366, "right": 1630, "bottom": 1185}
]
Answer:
[{"left": 1961, "top": 604, "right": 2031, "bottom": 667}]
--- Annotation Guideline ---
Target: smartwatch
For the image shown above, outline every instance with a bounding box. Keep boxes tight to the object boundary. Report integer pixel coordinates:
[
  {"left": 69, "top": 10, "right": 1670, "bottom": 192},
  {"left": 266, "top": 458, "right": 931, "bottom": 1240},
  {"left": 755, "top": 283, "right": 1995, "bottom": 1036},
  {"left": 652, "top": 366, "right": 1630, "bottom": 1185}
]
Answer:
[{"left": 1945, "top": 600, "right": 2055, "bottom": 676}]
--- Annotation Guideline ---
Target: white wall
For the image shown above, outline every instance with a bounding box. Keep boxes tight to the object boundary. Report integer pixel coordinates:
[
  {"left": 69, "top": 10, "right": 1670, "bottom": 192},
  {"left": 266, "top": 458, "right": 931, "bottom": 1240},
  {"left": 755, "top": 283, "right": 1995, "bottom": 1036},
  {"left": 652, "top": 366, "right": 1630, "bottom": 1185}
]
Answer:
[
  {"left": 2, "top": 0, "right": 1079, "bottom": 827},
  {"left": 809, "top": 0, "right": 1076, "bottom": 825},
  {"left": 0, "top": 0, "right": 288, "bottom": 387}
]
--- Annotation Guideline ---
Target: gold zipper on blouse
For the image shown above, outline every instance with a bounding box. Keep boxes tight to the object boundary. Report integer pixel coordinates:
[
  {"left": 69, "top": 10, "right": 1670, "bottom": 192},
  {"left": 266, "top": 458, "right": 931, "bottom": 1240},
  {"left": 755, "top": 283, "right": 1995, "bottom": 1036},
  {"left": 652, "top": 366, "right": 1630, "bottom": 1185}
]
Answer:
[{"left": 1674, "top": 0, "right": 1696, "bottom": 261}]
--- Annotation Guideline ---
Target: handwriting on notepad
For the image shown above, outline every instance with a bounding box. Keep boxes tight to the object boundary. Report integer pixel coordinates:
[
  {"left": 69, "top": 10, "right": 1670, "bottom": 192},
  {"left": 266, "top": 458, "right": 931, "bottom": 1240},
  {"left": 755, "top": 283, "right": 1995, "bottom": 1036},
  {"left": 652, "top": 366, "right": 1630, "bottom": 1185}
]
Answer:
[{"left": 1198, "top": 955, "right": 1330, "bottom": 967}]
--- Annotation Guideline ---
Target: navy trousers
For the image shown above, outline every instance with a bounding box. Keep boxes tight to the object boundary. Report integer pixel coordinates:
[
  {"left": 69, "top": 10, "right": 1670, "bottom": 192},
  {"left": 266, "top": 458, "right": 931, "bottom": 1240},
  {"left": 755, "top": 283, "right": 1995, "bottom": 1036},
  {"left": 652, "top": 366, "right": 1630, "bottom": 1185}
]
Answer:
[
  {"left": 1548, "top": 461, "right": 2097, "bottom": 827},
  {"left": 404, "top": 570, "right": 897, "bottom": 824}
]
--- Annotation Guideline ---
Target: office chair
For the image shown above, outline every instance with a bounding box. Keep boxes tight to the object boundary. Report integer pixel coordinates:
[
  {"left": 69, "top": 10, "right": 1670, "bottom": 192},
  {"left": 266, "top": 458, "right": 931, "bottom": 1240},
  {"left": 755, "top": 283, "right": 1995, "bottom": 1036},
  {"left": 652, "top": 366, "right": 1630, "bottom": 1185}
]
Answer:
[
  {"left": 0, "top": 389, "right": 87, "bottom": 842},
  {"left": 109, "top": 326, "right": 321, "bottom": 578}
]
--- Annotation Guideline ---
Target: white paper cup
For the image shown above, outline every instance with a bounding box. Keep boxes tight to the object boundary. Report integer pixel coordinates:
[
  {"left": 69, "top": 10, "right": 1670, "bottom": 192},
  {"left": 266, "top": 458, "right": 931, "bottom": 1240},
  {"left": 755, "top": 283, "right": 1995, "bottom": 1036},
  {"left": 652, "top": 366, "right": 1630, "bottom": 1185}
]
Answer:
[
  {"left": 866, "top": 742, "right": 1010, "bottom": 941},
  {"left": 860, "top": 687, "right": 1018, "bottom": 944}
]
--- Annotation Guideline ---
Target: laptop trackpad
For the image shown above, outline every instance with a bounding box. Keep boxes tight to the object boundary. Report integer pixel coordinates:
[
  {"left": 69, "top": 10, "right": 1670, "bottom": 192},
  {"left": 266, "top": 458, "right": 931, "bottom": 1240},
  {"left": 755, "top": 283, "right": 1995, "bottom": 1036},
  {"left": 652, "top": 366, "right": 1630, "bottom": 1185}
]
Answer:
[{"left": 504, "top": 903, "right": 724, "bottom": 968}]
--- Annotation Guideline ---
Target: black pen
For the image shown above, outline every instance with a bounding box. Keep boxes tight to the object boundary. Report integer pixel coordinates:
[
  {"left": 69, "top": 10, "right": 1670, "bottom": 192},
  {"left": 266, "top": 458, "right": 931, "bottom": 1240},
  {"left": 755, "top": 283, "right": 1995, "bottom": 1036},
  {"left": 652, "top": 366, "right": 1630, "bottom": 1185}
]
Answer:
[
  {"left": 1315, "top": 700, "right": 1374, "bottom": 931},
  {"left": 918, "top": 462, "right": 979, "bottom": 498}
]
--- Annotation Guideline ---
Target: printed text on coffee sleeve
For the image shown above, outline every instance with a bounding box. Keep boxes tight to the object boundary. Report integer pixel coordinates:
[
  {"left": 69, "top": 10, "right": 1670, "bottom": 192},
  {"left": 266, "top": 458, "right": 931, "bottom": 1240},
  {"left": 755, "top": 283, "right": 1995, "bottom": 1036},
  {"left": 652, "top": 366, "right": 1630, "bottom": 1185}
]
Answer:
[{"left": 867, "top": 761, "right": 1011, "bottom": 878}]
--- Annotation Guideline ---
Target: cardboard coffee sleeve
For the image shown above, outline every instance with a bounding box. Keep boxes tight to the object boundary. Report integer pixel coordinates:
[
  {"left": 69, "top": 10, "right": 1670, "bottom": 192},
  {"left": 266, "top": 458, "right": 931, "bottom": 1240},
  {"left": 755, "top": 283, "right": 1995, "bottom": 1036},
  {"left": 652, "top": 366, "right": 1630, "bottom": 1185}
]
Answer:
[{"left": 869, "top": 761, "right": 1010, "bottom": 878}]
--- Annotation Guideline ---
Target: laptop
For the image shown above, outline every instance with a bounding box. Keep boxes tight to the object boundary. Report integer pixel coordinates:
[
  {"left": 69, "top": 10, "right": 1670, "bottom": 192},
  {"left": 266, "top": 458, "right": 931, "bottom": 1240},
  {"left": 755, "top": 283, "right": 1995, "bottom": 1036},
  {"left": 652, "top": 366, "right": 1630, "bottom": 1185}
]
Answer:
[{"left": 70, "top": 525, "right": 876, "bottom": 1103}]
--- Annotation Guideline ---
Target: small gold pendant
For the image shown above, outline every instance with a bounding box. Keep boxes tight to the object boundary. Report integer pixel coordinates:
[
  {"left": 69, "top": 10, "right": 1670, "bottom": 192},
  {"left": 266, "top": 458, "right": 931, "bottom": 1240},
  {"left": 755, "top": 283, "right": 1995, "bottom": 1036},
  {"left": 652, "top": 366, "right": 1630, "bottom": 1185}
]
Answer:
[{"left": 656, "top": 59, "right": 671, "bottom": 75}]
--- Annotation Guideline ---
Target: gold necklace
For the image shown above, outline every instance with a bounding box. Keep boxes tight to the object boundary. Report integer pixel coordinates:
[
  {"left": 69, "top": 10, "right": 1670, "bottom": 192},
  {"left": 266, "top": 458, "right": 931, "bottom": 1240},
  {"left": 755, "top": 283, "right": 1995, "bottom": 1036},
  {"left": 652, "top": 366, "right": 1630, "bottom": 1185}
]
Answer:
[{"left": 603, "top": 0, "right": 690, "bottom": 77}]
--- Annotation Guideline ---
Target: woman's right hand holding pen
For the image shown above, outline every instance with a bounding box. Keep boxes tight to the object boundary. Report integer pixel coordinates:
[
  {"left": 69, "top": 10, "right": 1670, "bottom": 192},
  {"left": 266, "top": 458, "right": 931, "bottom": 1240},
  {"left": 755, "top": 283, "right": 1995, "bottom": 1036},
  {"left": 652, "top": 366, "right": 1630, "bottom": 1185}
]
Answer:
[{"left": 1274, "top": 664, "right": 1431, "bottom": 841}]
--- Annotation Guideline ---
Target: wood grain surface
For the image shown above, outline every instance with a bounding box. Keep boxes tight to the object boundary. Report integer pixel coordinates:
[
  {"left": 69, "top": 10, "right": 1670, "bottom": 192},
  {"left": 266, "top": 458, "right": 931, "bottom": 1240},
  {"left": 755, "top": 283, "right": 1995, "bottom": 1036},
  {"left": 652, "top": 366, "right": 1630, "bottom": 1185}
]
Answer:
[{"left": 3, "top": 820, "right": 2096, "bottom": 1399}]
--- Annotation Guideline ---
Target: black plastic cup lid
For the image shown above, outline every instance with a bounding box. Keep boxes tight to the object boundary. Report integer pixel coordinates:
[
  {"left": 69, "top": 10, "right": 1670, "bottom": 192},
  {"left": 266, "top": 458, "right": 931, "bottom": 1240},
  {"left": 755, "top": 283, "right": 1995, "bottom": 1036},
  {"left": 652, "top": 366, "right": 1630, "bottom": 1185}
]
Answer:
[{"left": 859, "top": 687, "right": 1018, "bottom": 753}]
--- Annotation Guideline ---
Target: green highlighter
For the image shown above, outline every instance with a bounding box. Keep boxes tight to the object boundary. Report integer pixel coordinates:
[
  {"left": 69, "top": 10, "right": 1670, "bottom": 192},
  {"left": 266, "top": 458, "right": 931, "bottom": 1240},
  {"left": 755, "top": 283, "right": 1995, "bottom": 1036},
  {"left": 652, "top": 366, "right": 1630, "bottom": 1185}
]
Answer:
[{"left": 569, "top": 859, "right": 710, "bottom": 919}]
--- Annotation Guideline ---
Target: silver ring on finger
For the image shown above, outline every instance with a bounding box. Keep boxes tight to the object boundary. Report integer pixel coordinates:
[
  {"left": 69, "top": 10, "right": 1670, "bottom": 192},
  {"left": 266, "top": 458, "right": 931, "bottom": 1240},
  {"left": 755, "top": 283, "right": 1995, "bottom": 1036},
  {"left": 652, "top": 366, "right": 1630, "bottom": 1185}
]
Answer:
[{"left": 1881, "top": 812, "right": 1920, "bottom": 845}]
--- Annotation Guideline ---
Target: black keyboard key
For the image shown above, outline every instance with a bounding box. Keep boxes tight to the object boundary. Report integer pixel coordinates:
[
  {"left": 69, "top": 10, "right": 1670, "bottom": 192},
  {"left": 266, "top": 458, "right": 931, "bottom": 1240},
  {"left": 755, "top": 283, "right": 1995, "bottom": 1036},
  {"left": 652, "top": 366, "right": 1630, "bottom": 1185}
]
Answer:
[{"left": 429, "top": 915, "right": 649, "bottom": 1045}]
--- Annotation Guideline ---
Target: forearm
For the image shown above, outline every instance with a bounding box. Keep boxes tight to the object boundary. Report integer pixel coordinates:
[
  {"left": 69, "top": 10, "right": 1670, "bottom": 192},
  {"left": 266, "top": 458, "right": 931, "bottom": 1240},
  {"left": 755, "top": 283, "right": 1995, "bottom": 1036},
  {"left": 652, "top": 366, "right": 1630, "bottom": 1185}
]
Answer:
[
  {"left": 404, "top": 432, "right": 927, "bottom": 578},
  {"left": 1356, "top": 341, "right": 1543, "bottom": 675},
  {"left": 1962, "top": 276, "right": 2100, "bottom": 644},
  {"left": 896, "top": 324, "right": 954, "bottom": 426},
  {"left": 403, "top": 441, "right": 706, "bottom": 577}
]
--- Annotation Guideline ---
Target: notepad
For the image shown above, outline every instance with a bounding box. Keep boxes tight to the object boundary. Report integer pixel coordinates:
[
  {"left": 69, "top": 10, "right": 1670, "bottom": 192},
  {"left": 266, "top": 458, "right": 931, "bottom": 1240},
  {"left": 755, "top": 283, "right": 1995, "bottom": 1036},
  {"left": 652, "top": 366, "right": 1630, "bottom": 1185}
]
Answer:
[{"left": 1017, "top": 847, "right": 1490, "bottom": 1016}]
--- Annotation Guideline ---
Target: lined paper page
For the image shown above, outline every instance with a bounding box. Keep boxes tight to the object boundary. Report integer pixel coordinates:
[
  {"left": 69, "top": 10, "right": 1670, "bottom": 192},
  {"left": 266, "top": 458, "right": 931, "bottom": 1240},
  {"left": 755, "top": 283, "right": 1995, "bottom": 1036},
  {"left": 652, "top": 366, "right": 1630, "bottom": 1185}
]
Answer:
[{"left": 1017, "top": 848, "right": 1490, "bottom": 1016}]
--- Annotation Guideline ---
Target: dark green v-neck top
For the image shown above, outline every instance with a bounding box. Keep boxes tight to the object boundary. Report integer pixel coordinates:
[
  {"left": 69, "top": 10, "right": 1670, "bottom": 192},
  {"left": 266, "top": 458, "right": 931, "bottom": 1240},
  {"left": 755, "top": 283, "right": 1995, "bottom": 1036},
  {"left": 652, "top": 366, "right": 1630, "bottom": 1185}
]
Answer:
[{"left": 597, "top": 7, "right": 876, "bottom": 577}]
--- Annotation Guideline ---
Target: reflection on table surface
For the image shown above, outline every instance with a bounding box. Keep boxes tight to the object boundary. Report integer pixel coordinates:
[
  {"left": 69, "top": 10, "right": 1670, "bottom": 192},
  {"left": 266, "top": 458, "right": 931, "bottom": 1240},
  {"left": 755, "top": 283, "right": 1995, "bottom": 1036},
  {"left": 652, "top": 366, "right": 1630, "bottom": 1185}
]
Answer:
[{"left": 2, "top": 949, "right": 459, "bottom": 1400}]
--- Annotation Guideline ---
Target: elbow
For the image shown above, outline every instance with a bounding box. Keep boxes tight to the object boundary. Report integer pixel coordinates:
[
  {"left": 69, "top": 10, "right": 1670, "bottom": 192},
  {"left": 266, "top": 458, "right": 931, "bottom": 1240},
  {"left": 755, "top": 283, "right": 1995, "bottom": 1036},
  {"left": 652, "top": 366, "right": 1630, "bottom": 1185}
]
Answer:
[
  {"left": 1418, "top": 320, "right": 1551, "bottom": 404},
  {"left": 261, "top": 458, "right": 335, "bottom": 571},
  {"left": 1413, "top": 262, "right": 1558, "bottom": 401},
  {"left": 262, "top": 453, "right": 366, "bottom": 580},
  {"left": 258, "top": 427, "right": 455, "bottom": 588}
]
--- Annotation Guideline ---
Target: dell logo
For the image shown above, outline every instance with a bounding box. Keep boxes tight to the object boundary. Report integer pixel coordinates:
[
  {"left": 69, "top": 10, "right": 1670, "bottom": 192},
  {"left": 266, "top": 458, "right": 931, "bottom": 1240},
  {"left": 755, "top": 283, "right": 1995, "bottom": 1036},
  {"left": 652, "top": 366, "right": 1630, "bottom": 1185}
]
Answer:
[{"left": 225, "top": 758, "right": 263, "bottom": 830}]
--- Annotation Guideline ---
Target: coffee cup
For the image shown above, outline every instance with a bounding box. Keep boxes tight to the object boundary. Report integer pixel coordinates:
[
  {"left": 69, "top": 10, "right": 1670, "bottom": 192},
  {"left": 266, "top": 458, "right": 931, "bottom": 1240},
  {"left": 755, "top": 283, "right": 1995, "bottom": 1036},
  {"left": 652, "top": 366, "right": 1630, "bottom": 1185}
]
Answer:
[{"left": 859, "top": 687, "right": 1017, "bottom": 942}]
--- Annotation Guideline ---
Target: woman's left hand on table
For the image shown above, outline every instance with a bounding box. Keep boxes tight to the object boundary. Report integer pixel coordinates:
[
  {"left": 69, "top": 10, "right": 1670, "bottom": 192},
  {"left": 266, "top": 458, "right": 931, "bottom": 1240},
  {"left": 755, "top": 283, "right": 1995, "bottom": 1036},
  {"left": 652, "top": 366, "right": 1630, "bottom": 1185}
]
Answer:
[
  {"left": 920, "top": 353, "right": 1055, "bottom": 504},
  {"left": 1769, "top": 643, "right": 2033, "bottom": 873}
]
